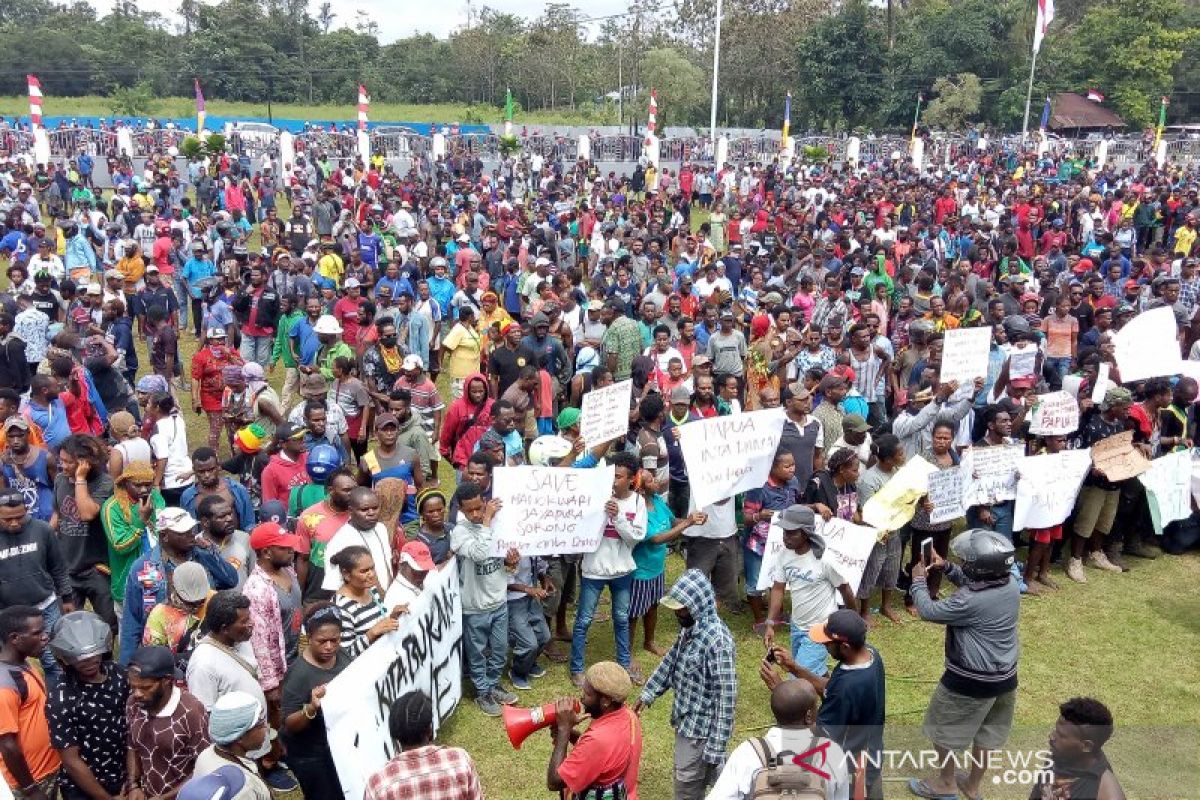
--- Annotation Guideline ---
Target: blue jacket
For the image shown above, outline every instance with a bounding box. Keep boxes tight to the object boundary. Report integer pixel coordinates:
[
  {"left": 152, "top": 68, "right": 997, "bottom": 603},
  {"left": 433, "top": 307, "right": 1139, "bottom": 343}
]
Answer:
[
  {"left": 118, "top": 545, "right": 239, "bottom": 664},
  {"left": 65, "top": 232, "right": 97, "bottom": 274},
  {"left": 289, "top": 316, "right": 321, "bottom": 366},
  {"left": 179, "top": 479, "right": 255, "bottom": 533}
]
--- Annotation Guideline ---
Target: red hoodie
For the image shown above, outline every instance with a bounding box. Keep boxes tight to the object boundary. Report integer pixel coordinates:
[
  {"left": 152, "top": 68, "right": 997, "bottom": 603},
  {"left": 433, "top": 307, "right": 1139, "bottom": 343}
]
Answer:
[
  {"left": 261, "top": 451, "right": 310, "bottom": 506},
  {"left": 439, "top": 372, "right": 494, "bottom": 468}
]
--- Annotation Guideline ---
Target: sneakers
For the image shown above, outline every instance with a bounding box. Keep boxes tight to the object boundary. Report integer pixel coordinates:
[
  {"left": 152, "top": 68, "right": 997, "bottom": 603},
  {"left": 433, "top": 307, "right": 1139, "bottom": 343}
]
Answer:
[
  {"left": 262, "top": 767, "right": 299, "bottom": 792},
  {"left": 1066, "top": 558, "right": 1087, "bottom": 583},
  {"left": 476, "top": 694, "right": 502, "bottom": 717},
  {"left": 491, "top": 686, "right": 518, "bottom": 705},
  {"left": 1088, "top": 551, "right": 1124, "bottom": 573},
  {"left": 528, "top": 664, "right": 547, "bottom": 679},
  {"left": 509, "top": 672, "right": 532, "bottom": 691}
]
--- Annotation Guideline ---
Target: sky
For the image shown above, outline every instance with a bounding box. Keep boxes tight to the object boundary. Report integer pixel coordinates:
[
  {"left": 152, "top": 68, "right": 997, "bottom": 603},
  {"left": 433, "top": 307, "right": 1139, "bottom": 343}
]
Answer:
[{"left": 111, "top": 0, "right": 630, "bottom": 41}]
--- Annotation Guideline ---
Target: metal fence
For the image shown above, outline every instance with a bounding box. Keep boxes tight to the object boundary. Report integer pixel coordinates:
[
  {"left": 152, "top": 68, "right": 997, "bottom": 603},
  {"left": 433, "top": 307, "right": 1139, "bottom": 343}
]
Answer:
[
  {"left": 371, "top": 127, "right": 429, "bottom": 159},
  {"left": 594, "top": 134, "right": 642, "bottom": 162},
  {"left": 446, "top": 133, "right": 499, "bottom": 160},
  {"left": 294, "top": 130, "right": 358, "bottom": 160}
]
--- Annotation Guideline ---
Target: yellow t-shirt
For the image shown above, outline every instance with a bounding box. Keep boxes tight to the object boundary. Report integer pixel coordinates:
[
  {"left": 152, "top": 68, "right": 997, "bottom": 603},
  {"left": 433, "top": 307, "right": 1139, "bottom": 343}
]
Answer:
[
  {"left": 318, "top": 253, "right": 345, "bottom": 285},
  {"left": 1175, "top": 226, "right": 1197, "bottom": 256},
  {"left": 442, "top": 322, "right": 483, "bottom": 380}
]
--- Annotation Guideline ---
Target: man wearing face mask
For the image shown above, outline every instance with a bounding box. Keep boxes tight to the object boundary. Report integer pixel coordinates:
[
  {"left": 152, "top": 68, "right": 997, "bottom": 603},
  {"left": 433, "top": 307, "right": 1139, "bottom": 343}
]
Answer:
[
  {"left": 634, "top": 569, "right": 737, "bottom": 800},
  {"left": 547, "top": 661, "right": 643, "bottom": 799}
]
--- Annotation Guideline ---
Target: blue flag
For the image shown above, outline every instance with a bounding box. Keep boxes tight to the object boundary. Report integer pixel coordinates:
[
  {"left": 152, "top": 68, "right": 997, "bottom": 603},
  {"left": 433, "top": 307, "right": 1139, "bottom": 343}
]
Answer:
[{"left": 1039, "top": 96, "right": 1051, "bottom": 130}]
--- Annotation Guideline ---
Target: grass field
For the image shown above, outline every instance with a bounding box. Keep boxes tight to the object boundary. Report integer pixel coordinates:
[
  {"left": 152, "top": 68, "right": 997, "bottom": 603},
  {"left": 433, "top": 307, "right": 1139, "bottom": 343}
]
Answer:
[
  {"left": 0, "top": 95, "right": 613, "bottom": 127},
  {"left": 81, "top": 199, "right": 1200, "bottom": 799}
]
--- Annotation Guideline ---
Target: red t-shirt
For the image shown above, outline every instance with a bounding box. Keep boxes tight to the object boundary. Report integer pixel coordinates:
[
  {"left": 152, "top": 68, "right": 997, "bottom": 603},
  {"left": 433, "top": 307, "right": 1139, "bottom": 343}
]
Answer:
[
  {"left": 243, "top": 286, "right": 271, "bottom": 337},
  {"left": 557, "top": 706, "right": 642, "bottom": 800},
  {"left": 333, "top": 296, "right": 363, "bottom": 346}
]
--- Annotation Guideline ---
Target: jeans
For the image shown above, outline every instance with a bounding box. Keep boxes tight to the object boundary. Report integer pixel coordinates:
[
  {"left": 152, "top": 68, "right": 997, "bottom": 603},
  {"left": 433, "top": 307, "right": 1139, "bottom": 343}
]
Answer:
[
  {"left": 173, "top": 274, "right": 190, "bottom": 330},
  {"left": 240, "top": 334, "right": 273, "bottom": 365},
  {"left": 1046, "top": 356, "right": 1071, "bottom": 382},
  {"left": 570, "top": 573, "right": 633, "bottom": 674},
  {"left": 463, "top": 604, "right": 508, "bottom": 696},
  {"left": 38, "top": 600, "right": 64, "bottom": 691},
  {"left": 968, "top": 501, "right": 1015, "bottom": 543},
  {"left": 507, "top": 595, "right": 550, "bottom": 678},
  {"left": 790, "top": 622, "right": 829, "bottom": 677}
]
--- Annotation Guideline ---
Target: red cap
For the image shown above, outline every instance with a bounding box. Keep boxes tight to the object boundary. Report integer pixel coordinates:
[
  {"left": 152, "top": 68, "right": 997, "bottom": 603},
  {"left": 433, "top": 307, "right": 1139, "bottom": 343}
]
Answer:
[
  {"left": 249, "top": 522, "right": 302, "bottom": 551},
  {"left": 1010, "top": 376, "right": 1037, "bottom": 389},
  {"left": 400, "top": 541, "right": 436, "bottom": 571}
]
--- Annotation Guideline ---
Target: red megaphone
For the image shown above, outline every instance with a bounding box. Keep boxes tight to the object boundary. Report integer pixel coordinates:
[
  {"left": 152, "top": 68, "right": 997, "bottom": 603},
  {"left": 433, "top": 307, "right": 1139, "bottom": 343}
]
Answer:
[{"left": 503, "top": 700, "right": 580, "bottom": 749}]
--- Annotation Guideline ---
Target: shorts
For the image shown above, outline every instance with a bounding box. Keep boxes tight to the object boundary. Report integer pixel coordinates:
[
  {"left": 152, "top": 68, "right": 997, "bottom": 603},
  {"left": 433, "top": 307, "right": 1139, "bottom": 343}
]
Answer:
[
  {"left": 628, "top": 573, "right": 666, "bottom": 620},
  {"left": 789, "top": 623, "right": 829, "bottom": 677},
  {"left": 1029, "top": 525, "right": 1063, "bottom": 545},
  {"left": 743, "top": 546, "right": 765, "bottom": 598},
  {"left": 922, "top": 683, "right": 1016, "bottom": 751},
  {"left": 857, "top": 533, "right": 902, "bottom": 599},
  {"left": 1073, "top": 485, "right": 1119, "bottom": 537}
]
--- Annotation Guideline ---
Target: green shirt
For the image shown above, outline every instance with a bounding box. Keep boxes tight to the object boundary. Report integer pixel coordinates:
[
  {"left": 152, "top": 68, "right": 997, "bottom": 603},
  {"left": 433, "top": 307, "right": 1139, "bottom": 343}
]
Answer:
[
  {"left": 272, "top": 309, "right": 303, "bottom": 368},
  {"left": 318, "top": 341, "right": 355, "bottom": 381},
  {"left": 101, "top": 489, "right": 166, "bottom": 601}
]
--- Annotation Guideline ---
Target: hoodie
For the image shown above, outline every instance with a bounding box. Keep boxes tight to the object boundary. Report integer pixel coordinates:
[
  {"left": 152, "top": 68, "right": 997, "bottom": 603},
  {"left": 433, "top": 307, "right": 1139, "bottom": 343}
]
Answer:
[
  {"left": 438, "top": 372, "right": 494, "bottom": 467},
  {"left": 449, "top": 517, "right": 507, "bottom": 614},
  {"left": 640, "top": 570, "right": 737, "bottom": 767},
  {"left": 0, "top": 517, "right": 71, "bottom": 607},
  {"left": 396, "top": 411, "right": 437, "bottom": 479}
]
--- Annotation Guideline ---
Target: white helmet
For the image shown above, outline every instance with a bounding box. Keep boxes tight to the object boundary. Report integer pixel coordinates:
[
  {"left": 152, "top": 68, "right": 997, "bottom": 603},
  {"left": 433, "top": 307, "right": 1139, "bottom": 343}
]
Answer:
[{"left": 528, "top": 435, "right": 573, "bottom": 467}]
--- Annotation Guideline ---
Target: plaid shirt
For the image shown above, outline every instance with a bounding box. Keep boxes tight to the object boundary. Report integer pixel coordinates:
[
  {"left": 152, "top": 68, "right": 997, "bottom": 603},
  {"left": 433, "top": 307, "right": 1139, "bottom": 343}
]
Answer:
[
  {"left": 364, "top": 745, "right": 484, "bottom": 800},
  {"left": 1180, "top": 276, "right": 1200, "bottom": 315},
  {"left": 640, "top": 570, "right": 738, "bottom": 767}
]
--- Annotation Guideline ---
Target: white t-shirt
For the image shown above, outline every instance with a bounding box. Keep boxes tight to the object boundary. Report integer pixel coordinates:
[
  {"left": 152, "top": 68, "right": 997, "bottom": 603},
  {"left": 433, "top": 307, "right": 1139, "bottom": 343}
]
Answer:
[
  {"left": 149, "top": 413, "right": 193, "bottom": 489},
  {"left": 686, "top": 496, "right": 737, "bottom": 540},
  {"left": 322, "top": 522, "right": 394, "bottom": 592},
  {"left": 767, "top": 548, "right": 846, "bottom": 628},
  {"left": 705, "top": 726, "right": 852, "bottom": 800},
  {"left": 644, "top": 344, "right": 684, "bottom": 374}
]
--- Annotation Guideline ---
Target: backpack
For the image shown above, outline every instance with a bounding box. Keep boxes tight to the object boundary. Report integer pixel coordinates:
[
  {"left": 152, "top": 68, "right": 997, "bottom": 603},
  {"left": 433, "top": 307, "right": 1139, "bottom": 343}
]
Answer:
[{"left": 746, "top": 736, "right": 830, "bottom": 800}]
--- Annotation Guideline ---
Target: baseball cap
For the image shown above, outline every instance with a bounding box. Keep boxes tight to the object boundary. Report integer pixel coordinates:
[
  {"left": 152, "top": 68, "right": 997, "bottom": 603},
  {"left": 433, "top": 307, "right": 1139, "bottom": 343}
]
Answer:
[
  {"left": 400, "top": 541, "right": 436, "bottom": 572},
  {"left": 375, "top": 413, "right": 400, "bottom": 429},
  {"left": 249, "top": 521, "right": 302, "bottom": 551},
  {"left": 808, "top": 608, "right": 868, "bottom": 648},
  {"left": 402, "top": 354, "right": 424, "bottom": 371},
  {"left": 1009, "top": 375, "right": 1037, "bottom": 389},
  {"left": 781, "top": 381, "right": 811, "bottom": 402},
  {"left": 156, "top": 507, "right": 198, "bottom": 534},
  {"left": 145, "top": 264, "right": 160, "bottom": 273},
  {"left": 258, "top": 500, "right": 287, "bottom": 526},
  {"left": 557, "top": 407, "right": 582, "bottom": 430},
  {"left": 129, "top": 645, "right": 183, "bottom": 679},
  {"left": 344, "top": 278, "right": 361, "bottom": 289},
  {"left": 205, "top": 327, "right": 227, "bottom": 339},
  {"left": 171, "top": 562, "right": 211, "bottom": 603},
  {"left": 85, "top": 283, "right": 102, "bottom": 295},
  {"left": 2, "top": 417, "right": 30, "bottom": 433},
  {"left": 841, "top": 414, "right": 870, "bottom": 434},
  {"left": 777, "top": 504, "right": 816, "bottom": 533},
  {"left": 669, "top": 386, "right": 692, "bottom": 404},
  {"left": 692, "top": 354, "right": 712, "bottom": 367},
  {"left": 275, "top": 422, "right": 307, "bottom": 441},
  {"left": 299, "top": 373, "right": 327, "bottom": 394},
  {"left": 104, "top": 269, "right": 122, "bottom": 281}
]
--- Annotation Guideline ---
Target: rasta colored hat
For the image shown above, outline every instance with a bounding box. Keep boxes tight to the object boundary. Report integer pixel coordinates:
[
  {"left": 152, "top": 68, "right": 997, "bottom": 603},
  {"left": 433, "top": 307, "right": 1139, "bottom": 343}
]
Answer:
[{"left": 235, "top": 423, "right": 268, "bottom": 455}]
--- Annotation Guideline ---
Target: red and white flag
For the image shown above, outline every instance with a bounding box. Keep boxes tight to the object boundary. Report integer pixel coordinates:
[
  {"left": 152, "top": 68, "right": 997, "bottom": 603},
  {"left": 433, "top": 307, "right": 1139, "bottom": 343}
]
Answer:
[
  {"left": 1033, "top": 0, "right": 1054, "bottom": 54},
  {"left": 27, "top": 74, "right": 43, "bottom": 128},
  {"left": 357, "top": 84, "right": 369, "bottom": 131},
  {"left": 647, "top": 89, "right": 658, "bottom": 136},
  {"left": 1086, "top": 89, "right": 1105, "bottom": 103}
]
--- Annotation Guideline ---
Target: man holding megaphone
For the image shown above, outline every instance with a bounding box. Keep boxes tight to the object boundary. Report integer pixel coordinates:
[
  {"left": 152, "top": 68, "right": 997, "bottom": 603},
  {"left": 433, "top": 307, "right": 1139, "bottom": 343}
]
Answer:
[{"left": 544, "top": 661, "right": 643, "bottom": 800}]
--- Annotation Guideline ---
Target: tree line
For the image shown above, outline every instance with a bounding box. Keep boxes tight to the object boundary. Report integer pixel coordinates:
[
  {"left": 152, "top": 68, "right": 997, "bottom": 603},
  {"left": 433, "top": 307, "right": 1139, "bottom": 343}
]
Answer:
[{"left": 0, "top": 0, "right": 1196, "bottom": 131}]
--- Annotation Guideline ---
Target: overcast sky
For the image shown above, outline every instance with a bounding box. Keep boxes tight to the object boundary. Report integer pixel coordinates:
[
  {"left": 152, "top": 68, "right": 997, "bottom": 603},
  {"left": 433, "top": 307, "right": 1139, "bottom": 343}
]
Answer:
[{"left": 109, "top": 0, "right": 630, "bottom": 41}]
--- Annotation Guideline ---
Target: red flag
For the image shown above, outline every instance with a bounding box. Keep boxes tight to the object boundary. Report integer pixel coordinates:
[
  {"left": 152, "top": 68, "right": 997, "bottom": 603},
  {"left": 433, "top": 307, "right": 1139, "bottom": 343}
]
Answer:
[{"left": 27, "top": 75, "right": 43, "bottom": 128}]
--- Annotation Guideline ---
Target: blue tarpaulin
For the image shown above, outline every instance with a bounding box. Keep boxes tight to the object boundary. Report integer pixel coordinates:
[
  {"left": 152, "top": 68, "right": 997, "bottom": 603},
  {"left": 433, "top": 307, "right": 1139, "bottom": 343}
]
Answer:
[{"left": 6, "top": 115, "right": 493, "bottom": 135}]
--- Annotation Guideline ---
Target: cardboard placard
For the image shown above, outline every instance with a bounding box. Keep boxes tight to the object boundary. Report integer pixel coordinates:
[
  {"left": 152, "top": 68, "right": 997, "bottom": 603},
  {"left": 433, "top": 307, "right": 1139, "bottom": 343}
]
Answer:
[{"left": 1090, "top": 430, "right": 1151, "bottom": 482}]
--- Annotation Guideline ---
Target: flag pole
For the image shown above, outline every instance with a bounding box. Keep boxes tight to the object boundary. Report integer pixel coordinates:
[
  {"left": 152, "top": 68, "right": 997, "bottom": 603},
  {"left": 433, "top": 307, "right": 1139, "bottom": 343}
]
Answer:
[
  {"left": 708, "top": 0, "right": 724, "bottom": 145},
  {"left": 1020, "top": 47, "right": 1039, "bottom": 141},
  {"left": 910, "top": 92, "right": 923, "bottom": 146}
]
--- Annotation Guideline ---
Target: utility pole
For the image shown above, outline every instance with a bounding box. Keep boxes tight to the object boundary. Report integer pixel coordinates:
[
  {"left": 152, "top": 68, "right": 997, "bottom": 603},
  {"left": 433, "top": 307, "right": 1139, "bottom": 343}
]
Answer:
[{"left": 709, "top": 0, "right": 724, "bottom": 144}]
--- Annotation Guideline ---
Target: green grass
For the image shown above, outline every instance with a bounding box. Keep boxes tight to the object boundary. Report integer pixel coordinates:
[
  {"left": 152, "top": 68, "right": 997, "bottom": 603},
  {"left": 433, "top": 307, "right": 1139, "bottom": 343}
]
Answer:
[
  {"left": 0, "top": 95, "right": 614, "bottom": 126},
  {"left": 94, "top": 200, "right": 1200, "bottom": 800}
]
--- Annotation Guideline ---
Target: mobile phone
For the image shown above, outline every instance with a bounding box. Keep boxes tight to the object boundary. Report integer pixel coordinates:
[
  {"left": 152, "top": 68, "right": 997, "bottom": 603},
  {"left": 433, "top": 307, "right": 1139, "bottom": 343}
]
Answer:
[
  {"left": 765, "top": 647, "right": 777, "bottom": 664},
  {"left": 921, "top": 537, "right": 934, "bottom": 564}
]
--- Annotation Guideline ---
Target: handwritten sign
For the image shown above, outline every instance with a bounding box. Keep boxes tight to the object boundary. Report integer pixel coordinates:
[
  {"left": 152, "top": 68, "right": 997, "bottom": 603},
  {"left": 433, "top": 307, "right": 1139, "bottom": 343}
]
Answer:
[
  {"left": 679, "top": 407, "right": 787, "bottom": 508},
  {"left": 861, "top": 455, "right": 936, "bottom": 531},
  {"left": 927, "top": 466, "right": 968, "bottom": 525},
  {"left": 756, "top": 517, "right": 880, "bottom": 595},
  {"left": 1090, "top": 363, "right": 1111, "bottom": 405},
  {"left": 324, "top": 561, "right": 463, "bottom": 800},
  {"left": 1091, "top": 430, "right": 1150, "bottom": 482},
  {"left": 939, "top": 327, "right": 992, "bottom": 387},
  {"left": 1029, "top": 391, "right": 1080, "bottom": 435},
  {"left": 1013, "top": 450, "right": 1092, "bottom": 530},
  {"left": 1061, "top": 374, "right": 1083, "bottom": 399},
  {"left": 1113, "top": 305, "right": 1182, "bottom": 382},
  {"left": 1008, "top": 348, "right": 1038, "bottom": 379},
  {"left": 579, "top": 379, "right": 633, "bottom": 446},
  {"left": 963, "top": 444, "right": 1024, "bottom": 506},
  {"left": 489, "top": 465, "right": 615, "bottom": 556},
  {"left": 1138, "top": 450, "right": 1192, "bottom": 535}
]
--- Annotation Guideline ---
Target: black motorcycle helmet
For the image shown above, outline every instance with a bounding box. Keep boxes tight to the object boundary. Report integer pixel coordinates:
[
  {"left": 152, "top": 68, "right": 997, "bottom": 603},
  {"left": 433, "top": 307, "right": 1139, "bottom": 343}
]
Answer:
[{"left": 950, "top": 528, "right": 1015, "bottom": 582}]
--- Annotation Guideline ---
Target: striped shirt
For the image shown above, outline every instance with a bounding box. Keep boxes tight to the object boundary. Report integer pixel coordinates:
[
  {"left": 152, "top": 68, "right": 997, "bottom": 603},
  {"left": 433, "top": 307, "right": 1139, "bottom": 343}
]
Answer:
[{"left": 334, "top": 587, "right": 386, "bottom": 658}]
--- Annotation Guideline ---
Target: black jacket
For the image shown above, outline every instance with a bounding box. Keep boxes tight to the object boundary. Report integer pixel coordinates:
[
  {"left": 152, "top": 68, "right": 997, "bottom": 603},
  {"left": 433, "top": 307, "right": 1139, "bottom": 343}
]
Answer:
[
  {"left": 231, "top": 285, "right": 281, "bottom": 331},
  {"left": 0, "top": 336, "right": 31, "bottom": 394}
]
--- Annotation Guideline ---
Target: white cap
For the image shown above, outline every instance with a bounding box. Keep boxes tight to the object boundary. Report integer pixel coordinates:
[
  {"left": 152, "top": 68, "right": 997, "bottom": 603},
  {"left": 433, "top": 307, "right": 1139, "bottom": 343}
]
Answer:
[
  {"left": 457, "top": 233, "right": 470, "bottom": 243},
  {"left": 535, "top": 257, "right": 551, "bottom": 268},
  {"left": 430, "top": 257, "right": 448, "bottom": 268},
  {"left": 156, "top": 507, "right": 198, "bottom": 534},
  {"left": 402, "top": 354, "right": 424, "bottom": 371},
  {"left": 344, "top": 278, "right": 361, "bottom": 289}
]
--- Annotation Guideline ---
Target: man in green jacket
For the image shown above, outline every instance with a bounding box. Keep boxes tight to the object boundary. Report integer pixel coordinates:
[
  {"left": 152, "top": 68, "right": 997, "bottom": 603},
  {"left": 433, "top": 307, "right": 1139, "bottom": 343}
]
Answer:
[{"left": 271, "top": 295, "right": 304, "bottom": 413}]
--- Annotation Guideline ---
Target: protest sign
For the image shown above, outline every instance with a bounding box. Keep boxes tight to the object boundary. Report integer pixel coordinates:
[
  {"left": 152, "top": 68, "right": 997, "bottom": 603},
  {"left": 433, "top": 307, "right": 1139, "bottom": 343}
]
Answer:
[
  {"left": 1138, "top": 450, "right": 1192, "bottom": 535},
  {"left": 963, "top": 444, "right": 1024, "bottom": 506},
  {"left": 756, "top": 517, "right": 880, "bottom": 594},
  {"left": 679, "top": 407, "right": 787, "bottom": 508},
  {"left": 489, "top": 465, "right": 615, "bottom": 556},
  {"left": 861, "top": 455, "right": 936, "bottom": 531},
  {"left": 1113, "top": 305, "right": 1183, "bottom": 382},
  {"left": 1013, "top": 450, "right": 1092, "bottom": 530},
  {"left": 1029, "top": 391, "right": 1080, "bottom": 435},
  {"left": 579, "top": 379, "right": 633, "bottom": 445},
  {"left": 939, "top": 328, "right": 992, "bottom": 386},
  {"left": 1008, "top": 349, "right": 1038, "bottom": 379},
  {"left": 1061, "top": 374, "right": 1083, "bottom": 399},
  {"left": 324, "top": 561, "right": 463, "bottom": 800},
  {"left": 927, "top": 466, "right": 968, "bottom": 525},
  {"left": 1091, "top": 430, "right": 1150, "bottom": 482},
  {"left": 1090, "top": 363, "right": 1111, "bottom": 405}
]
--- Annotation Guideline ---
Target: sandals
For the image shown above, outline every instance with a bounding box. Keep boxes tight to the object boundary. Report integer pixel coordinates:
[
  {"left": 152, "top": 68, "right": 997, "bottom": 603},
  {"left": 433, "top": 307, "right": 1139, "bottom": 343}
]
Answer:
[{"left": 907, "top": 778, "right": 958, "bottom": 800}]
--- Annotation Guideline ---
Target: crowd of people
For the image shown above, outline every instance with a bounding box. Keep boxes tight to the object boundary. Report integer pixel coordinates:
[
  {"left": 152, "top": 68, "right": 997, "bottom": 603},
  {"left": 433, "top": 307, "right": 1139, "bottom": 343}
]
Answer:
[{"left": 1, "top": 130, "right": 1190, "bottom": 800}]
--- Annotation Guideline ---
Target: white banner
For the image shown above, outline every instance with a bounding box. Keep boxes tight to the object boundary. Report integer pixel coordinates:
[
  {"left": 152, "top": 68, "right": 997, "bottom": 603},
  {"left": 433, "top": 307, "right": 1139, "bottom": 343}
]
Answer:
[
  {"left": 861, "top": 455, "right": 936, "bottom": 532},
  {"left": 963, "top": 444, "right": 1024, "bottom": 506},
  {"left": 1113, "top": 305, "right": 1182, "bottom": 382},
  {"left": 756, "top": 516, "right": 880, "bottom": 595},
  {"left": 579, "top": 379, "right": 633, "bottom": 446},
  {"left": 1028, "top": 391, "right": 1080, "bottom": 435},
  {"left": 489, "top": 465, "right": 615, "bottom": 556},
  {"left": 1008, "top": 349, "right": 1038, "bottom": 379},
  {"left": 679, "top": 407, "right": 787, "bottom": 509},
  {"left": 1138, "top": 450, "right": 1193, "bottom": 535},
  {"left": 1090, "top": 363, "right": 1111, "bottom": 405},
  {"left": 939, "top": 327, "right": 992, "bottom": 386},
  {"left": 927, "top": 466, "right": 968, "bottom": 525},
  {"left": 323, "top": 561, "right": 463, "bottom": 800},
  {"left": 1012, "top": 450, "right": 1092, "bottom": 530}
]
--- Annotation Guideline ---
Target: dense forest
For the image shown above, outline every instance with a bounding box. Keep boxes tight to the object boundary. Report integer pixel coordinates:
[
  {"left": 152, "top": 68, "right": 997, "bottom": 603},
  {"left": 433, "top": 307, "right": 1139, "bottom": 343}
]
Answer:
[{"left": 0, "top": 0, "right": 1197, "bottom": 130}]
